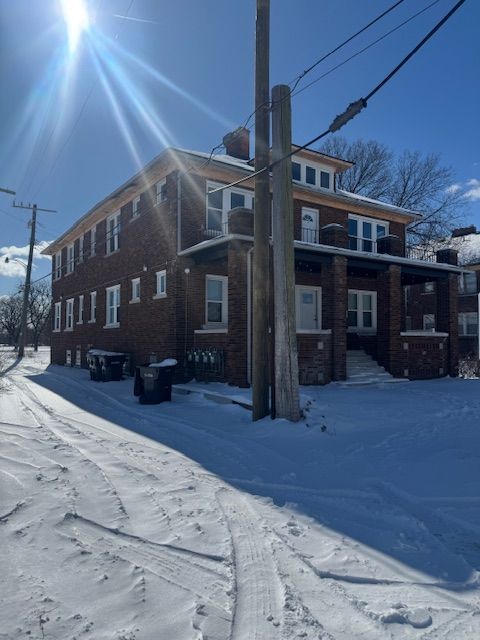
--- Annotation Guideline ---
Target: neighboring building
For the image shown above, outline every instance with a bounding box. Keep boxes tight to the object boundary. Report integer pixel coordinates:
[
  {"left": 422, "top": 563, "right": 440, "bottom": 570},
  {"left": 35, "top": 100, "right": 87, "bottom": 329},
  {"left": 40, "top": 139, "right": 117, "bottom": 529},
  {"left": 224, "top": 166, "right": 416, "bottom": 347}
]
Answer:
[
  {"left": 406, "top": 226, "right": 480, "bottom": 357},
  {"left": 43, "top": 128, "right": 465, "bottom": 385}
]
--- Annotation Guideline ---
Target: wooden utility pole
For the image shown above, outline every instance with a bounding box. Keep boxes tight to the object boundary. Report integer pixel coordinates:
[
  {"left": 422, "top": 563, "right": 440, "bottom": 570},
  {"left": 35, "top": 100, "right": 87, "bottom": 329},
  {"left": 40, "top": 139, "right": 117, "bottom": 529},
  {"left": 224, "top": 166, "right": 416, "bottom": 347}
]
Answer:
[
  {"left": 252, "top": 0, "right": 271, "bottom": 421},
  {"left": 13, "top": 202, "right": 56, "bottom": 358},
  {"left": 271, "top": 85, "right": 301, "bottom": 422}
]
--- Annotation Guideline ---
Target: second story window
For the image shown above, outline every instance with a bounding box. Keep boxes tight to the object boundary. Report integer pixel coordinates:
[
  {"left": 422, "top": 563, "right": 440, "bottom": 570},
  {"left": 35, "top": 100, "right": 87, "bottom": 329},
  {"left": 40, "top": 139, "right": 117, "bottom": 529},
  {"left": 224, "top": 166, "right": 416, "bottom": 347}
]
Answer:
[
  {"left": 206, "top": 182, "right": 254, "bottom": 234},
  {"left": 348, "top": 215, "right": 388, "bottom": 253},
  {"left": 155, "top": 179, "right": 167, "bottom": 204},
  {"left": 54, "top": 302, "right": 61, "bottom": 331},
  {"left": 66, "top": 244, "right": 74, "bottom": 273},
  {"left": 155, "top": 270, "right": 166, "bottom": 298},
  {"left": 66, "top": 298, "right": 74, "bottom": 330},
  {"left": 131, "top": 277, "right": 140, "bottom": 302},
  {"left": 459, "top": 272, "right": 477, "bottom": 294},
  {"left": 132, "top": 196, "right": 140, "bottom": 218},
  {"left": 105, "top": 285, "right": 120, "bottom": 326},
  {"left": 106, "top": 212, "right": 120, "bottom": 254}
]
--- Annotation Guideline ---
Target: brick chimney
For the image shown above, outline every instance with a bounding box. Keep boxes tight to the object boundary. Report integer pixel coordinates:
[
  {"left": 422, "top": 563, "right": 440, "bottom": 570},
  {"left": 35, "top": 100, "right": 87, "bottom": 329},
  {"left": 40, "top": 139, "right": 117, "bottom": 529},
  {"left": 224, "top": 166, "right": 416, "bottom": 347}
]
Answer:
[
  {"left": 223, "top": 127, "right": 250, "bottom": 160},
  {"left": 451, "top": 225, "right": 477, "bottom": 238}
]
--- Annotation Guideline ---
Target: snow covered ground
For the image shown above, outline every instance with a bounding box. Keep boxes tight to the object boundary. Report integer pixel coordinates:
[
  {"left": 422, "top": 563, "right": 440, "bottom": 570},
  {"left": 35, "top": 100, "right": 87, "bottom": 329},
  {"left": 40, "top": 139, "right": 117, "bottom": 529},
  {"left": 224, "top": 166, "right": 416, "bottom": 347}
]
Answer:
[{"left": 1, "top": 348, "right": 480, "bottom": 639}]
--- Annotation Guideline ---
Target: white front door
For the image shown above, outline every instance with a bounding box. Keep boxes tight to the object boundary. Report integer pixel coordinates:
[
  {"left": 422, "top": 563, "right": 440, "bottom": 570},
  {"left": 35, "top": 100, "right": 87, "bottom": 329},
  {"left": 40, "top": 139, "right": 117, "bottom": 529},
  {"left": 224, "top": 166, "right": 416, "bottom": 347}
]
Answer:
[
  {"left": 301, "top": 207, "right": 319, "bottom": 244},
  {"left": 296, "top": 286, "right": 321, "bottom": 331}
]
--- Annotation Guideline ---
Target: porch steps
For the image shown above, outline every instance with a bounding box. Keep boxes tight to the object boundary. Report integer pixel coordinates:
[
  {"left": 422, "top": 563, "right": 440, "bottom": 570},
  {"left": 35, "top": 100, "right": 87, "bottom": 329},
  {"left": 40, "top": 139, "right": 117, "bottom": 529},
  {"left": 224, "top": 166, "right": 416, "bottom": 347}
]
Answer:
[{"left": 341, "top": 350, "right": 408, "bottom": 387}]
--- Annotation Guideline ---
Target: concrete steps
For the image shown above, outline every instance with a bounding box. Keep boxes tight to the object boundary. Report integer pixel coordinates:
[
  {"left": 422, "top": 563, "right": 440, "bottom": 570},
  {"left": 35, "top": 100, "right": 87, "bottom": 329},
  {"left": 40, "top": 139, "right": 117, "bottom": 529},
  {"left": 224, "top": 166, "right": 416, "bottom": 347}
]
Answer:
[{"left": 340, "top": 350, "right": 408, "bottom": 387}]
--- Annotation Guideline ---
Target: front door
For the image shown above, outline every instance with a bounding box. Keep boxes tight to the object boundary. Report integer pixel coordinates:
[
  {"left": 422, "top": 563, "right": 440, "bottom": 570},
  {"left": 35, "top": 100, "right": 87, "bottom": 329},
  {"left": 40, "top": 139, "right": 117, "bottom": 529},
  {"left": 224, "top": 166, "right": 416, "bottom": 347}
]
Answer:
[{"left": 301, "top": 207, "right": 319, "bottom": 244}]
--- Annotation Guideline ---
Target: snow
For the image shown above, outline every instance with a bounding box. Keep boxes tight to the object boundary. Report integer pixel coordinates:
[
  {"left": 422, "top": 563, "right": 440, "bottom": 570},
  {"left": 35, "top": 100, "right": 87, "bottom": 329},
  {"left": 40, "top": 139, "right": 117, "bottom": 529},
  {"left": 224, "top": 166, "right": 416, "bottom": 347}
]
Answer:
[
  {"left": 1, "top": 348, "right": 480, "bottom": 639},
  {"left": 87, "top": 349, "right": 126, "bottom": 357},
  {"left": 149, "top": 358, "right": 177, "bottom": 368}
]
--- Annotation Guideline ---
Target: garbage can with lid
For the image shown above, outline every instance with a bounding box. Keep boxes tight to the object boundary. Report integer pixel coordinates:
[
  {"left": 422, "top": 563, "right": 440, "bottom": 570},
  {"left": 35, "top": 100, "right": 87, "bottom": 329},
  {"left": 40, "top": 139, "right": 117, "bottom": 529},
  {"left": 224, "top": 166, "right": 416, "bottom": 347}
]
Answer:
[
  {"left": 86, "top": 352, "right": 102, "bottom": 381},
  {"left": 136, "top": 358, "right": 177, "bottom": 404}
]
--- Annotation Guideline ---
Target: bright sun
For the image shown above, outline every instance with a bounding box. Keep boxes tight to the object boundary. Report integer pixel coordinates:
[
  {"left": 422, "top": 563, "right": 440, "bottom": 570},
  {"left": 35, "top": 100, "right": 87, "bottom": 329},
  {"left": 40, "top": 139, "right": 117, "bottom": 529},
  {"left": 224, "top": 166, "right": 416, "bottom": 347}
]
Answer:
[{"left": 60, "top": 0, "right": 90, "bottom": 54}]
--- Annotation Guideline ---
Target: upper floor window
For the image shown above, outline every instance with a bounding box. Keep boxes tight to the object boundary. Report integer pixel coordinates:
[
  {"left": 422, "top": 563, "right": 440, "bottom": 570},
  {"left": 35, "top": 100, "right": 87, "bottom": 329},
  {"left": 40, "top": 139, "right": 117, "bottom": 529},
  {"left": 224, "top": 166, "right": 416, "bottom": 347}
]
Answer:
[
  {"left": 156, "top": 179, "right": 167, "bottom": 205},
  {"left": 54, "top": 302, "right": 61, "bottom": 331},
  {"left": 78, "top": 235, "right": 84, "bottom": 263},
  {"left": 54, "top": 251, "right": 62, "bottom": 280},
  {"left": 105, "top": 285, "right": 120, "bottom": 326},
  {"left": 66, "top": 244, "right": 75, "bottom": 273},
  {"left": 106, "top": 211, "right": 120, "bottom": 254},
  {"left": 291, "top": 159, "right": 333, "bottom": 191},
  {"left": 348, "top": 214, "right": 388, "bottom": 253},
  {"left": 459, "top": 272, "right": 477, "bottom": 294},
  {"left": 132, "top": 195, "right": 141, "bottom": 218},
  {"left": 78, "top": 295, "right": 84, "bottom": 324},
  {"left": 90, "top": 291, "right": 97, "bottom": 322},
  {"left": 155, "top": 270, "right": 166, "bottom": 298},
  {"left": 66, "top": 298, "right": 74, "bottom": 330},
  {"left": 90, "top": 226, "right": 96, "bottom": 257},
  {"left": 131, "top": 277, "right": 140, "bottom": 302},
  {"left": 459, "top": 312, "right": 478, "bottom": 336},
  {"left": 206, "top": 275, "right": 228, "bottom": 325},
  {"left": 206, "top": 182, "right": 254, "bottom": 233}
]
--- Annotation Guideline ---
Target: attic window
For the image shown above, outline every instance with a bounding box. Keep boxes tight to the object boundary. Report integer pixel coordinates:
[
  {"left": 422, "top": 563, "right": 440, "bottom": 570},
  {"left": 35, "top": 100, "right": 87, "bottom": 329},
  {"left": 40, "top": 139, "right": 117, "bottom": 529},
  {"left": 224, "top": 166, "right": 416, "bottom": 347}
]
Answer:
[
  {"left": 292, "top": 162, "right": 301, "bottom": 181},
  {"left": 306, "top": 166, "right": 316, "bottom": 185},
  {"left": 320, "top": 171, "right": 330, "bottom": 189}
]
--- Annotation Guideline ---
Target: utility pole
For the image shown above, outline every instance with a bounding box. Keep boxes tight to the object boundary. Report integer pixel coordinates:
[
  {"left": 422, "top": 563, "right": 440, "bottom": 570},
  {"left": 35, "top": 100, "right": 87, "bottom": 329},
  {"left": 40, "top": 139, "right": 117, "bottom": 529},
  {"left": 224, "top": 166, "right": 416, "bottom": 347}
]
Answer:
[
  {"left": 252, "top": 0, "right": 270, "bottom": 421},
  {"left": 13, "top": 202, "right": 56, "bottom": 358},
  {"left": 271, "top": 85, "right": 301, "bottom": 422}
]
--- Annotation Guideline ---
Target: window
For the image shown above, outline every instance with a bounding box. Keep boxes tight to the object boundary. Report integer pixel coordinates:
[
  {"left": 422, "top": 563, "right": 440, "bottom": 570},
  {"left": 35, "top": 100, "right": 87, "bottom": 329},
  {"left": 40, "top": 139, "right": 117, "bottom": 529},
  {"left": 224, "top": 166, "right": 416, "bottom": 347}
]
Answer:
[
  {"left": 405, "top": 315, "right": 412, "bottom": 331},
  {"left": 459, "top": 312, "right": 478, "bottom": 336},
  {"left": 424, "top": 281, "right": 435, "bottom": 293},
  {"left": 106, "top": 211, "right": 121, "bottom": 254},
  {"left": 89, "top": 291, "right": 96, "bottom": 322},
  {"left": 292, "top": 162, "right": 301, "bottom": 181},
  {"left": 78, "top": 295, "right": 84, "bottom": 324},
  {"left": 105, "top": 285, "right": 120, "bottom": 326},
  {"left": 66, "top": 299, "right": 74, "bottom": 330},
  {"left": 155, "top": 270, "right": 166, "bottom": 298},
  {"left": 78, "top": 235, "right": 84, "bottom": 263},
  {"left": 54, "top": 302, "right": 61, "bottom": 331},
  {"left": 206, "top": 182, "right": 254, "bottom": 233},
  {"left": 423, "top": 314, "right": 435, "bottom": 331},
  {"left": 132, "top": 195, "right": 141, "bottom": 218},
  {"left": 295, "top": 286, "right": 322, "bottom": 331},
  {"left": 348, "top": 290, "right": 377, "bottom": 331},
  {"left": 54, "top": 251, "right": 62, "bottom": 280},
  {"left": 305, "top": 165, "right": 316, "bottom": 185},
  {"left": 459, "top": 272, "right": 477, "bottom": 294},
  {"left": 131, "top": 277, "right": 140, "bottom": 302},
  {"left": 155, "top": 179, "right": 167, "bottom": 204},
  {"left": 90, "top": 226, "right": 96, "bottom": 257},
  {"left": 348, "top": 215, "right": 388, "bottom": 252},
  {"left": 206, "top": 275, "right": 228, "bottom": 325},
  {"left": 66, "top": 244, "right": 75, "bottom": 273},
  {"left": 320, "top": 171, "right": 330, "bottom": 189}
]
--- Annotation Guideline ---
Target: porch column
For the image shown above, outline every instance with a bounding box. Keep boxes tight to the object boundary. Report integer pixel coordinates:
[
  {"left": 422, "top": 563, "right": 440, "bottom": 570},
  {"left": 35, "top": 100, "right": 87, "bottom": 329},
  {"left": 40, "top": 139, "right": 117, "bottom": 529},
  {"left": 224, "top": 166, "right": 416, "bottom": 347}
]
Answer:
[
  {"left": 227, "top": 241, "right": 250, "bottom": 387},
  {"left": 377, "top": 265, "right": 403, "bottom": 376},
  {"left": 330, "top": 255, "right": 347, "bottom": 381},
  {"left": 437, "top": 273, "right": 459, "bottom": 376}
]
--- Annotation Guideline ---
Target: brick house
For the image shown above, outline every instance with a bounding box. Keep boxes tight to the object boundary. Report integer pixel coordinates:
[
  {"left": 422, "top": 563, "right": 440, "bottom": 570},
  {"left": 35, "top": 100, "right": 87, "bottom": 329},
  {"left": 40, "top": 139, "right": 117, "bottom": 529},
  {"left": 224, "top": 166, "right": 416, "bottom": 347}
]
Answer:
[
  {"left": 406, "top": 226, "right": 480, "bottom": 358},
  {"left": 43, "top": 128, "right": 466, "bottom": 385}
]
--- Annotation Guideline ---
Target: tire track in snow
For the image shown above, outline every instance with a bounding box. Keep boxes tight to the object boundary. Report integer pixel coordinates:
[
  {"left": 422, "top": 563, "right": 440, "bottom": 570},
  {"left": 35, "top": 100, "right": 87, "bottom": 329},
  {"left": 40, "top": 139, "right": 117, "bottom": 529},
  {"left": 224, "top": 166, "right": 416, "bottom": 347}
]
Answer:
[{"left": 217, "top": 488, "right": 284, "bottom": 640}]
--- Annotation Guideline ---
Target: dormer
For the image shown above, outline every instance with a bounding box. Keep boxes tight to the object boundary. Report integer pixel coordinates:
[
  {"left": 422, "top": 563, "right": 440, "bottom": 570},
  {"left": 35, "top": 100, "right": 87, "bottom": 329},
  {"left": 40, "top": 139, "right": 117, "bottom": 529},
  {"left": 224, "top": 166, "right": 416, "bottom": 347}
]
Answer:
[{"left": 290, "top": 147, "right": 353, "bottom": 192}]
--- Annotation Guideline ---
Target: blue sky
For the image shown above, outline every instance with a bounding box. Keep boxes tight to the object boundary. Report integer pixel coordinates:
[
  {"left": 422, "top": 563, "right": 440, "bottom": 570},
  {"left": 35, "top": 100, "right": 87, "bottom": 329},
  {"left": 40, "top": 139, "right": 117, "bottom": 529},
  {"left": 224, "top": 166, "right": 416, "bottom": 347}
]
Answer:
[{"left": 0, "top": 0, "right": 478, "bottom": 295}]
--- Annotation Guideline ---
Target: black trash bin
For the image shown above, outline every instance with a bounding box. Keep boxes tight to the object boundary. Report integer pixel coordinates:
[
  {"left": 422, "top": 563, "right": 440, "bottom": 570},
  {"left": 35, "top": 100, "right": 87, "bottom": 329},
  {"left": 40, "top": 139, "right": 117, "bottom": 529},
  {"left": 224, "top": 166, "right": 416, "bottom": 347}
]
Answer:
[
  {"left": 86, "top": 352, "right": 102, "bottom": 381},
  {"left": 97, "top": 352, "right": 127, "bottom": 382},
  {"left": 136, "top": 359, "right": 177, "bottom": 404}
]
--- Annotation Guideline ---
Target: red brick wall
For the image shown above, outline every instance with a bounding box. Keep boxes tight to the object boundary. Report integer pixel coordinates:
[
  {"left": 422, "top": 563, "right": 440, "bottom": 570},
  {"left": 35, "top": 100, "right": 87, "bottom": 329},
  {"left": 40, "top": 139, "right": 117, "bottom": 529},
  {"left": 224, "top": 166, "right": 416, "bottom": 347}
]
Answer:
[{"left": 297, "top": 333, "right": 332, "bottom": 384}]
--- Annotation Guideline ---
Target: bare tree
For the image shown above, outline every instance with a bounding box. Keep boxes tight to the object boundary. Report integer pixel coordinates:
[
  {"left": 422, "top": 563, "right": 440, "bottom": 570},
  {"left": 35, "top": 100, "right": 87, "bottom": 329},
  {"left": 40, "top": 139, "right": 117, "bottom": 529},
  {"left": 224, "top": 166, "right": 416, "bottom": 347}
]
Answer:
[
  {"left": 27, "top": 282, "right": 52, "bottom": 351},
  {"left": 0, "top": 294, "right": 23, "bottom": 347},
  {"left": 320, "top": 137, "right": 467, "bottom": 249}
]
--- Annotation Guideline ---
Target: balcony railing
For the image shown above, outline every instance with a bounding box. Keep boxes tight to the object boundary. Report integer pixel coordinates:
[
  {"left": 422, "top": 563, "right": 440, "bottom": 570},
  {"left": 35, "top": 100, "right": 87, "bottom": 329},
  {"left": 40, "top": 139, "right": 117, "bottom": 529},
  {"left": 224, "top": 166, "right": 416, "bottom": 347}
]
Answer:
[
  {"left": 204, "top": 221, "right": 229, "bottom": 238},
  {"left": 405, "top": 246, "right": 437, "bottom": 263},
  {"left": 300, "top": 228, "right": 320, "bottom": 244}
]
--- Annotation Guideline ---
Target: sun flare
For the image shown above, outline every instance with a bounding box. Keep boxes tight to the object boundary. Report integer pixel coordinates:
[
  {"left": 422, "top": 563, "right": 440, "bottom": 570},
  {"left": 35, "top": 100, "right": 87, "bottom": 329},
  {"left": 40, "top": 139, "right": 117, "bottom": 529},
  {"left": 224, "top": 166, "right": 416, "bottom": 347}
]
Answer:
[{"left": 60, "top": 0, "right": 90, "bottom": 54}]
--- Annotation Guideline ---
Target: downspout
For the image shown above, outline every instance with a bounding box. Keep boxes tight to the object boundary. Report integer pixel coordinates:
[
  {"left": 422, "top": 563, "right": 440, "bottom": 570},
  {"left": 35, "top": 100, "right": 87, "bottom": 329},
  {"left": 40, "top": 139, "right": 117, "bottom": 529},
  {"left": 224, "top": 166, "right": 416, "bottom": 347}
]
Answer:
[
  {"left": 247, "top": 247, "right": 254, "bottom": 385},
  {"left": 176, "top": 171, "right": 182, "bottom": 254}
]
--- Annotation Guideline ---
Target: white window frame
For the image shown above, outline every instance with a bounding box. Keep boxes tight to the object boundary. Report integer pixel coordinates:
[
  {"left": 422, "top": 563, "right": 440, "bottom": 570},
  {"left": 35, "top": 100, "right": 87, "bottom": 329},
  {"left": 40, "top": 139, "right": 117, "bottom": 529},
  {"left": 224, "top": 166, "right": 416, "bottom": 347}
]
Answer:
[
  {"left": 348, "top": 214, "right": 389, "bottom": 253},
  {"left": 78, "top": 295, "right": 84, "bottom": 324},
  {"left": 54, "top": 301, "right": 61, "bottom": 331},
  {"left": 458, "top": 312, "right": 478, "bottom": 336},
  {"left": 459, "top": 272, "right": 477, "bottom": 295},
  {"left": 206, "top": 181, "right": 254, "bottom": 233},
  {"left": 155, "top": 179, "right": 167, "bottom": 205},
  {"left": 154, "top": 270, "right": 166, "bottom": 299},
  {"left": 106, "top": 211, "right": 121, "bottom": 255},
  {"left": 90, "top": 226, "right": 96, "bottom": 257},
  {"left": 348, "top": 290, "right": 377, "bottom": 333},
  {"left": 291, "top": 159, "right": 333, "bottom": 191},
  {"left": 78, "top": 235, "right": 84, "bottom": 263},
  {"left": 423, "top": 314, "right": 436, "bottom": 331},
  {"left": 424, "top": 281, "right": 435, "bottom": 293},
  {"left": 132, "top": 195, "right": 141, "bottom": 218},
  {"left": 66, "top": 243, "right": 75, "bottom": 274},
  {"left": 105, "top": 285, "right": 120, "bottom": 327},
  {"left": 205, "top": 275, "right": 228, "bottom": 326},
  {"left": 295, "top": 285, "right": 322, "bottom": 332},
  {"left": 54, "top": 251, "right": 62, "bottom": 280},
  {"left": 65, "top": 298, "right": 74, "bottom": 330},
  {"left": 131, "top": 277, "right": 141, "bottom": 303},
  {"left": 89, "top": 291, "right": 97, "bottom": 323}
]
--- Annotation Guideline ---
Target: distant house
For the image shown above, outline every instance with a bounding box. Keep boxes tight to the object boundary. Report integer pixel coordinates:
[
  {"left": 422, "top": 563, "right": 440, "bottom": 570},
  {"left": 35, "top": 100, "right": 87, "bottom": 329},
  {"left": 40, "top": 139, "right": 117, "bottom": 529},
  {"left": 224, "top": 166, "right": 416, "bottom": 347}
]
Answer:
[
  {"left": 406, "top": 226, "right": 480, "bottom": 358},
  {"left": 42, "top": 128, "right": 465, "bottom": 384}
]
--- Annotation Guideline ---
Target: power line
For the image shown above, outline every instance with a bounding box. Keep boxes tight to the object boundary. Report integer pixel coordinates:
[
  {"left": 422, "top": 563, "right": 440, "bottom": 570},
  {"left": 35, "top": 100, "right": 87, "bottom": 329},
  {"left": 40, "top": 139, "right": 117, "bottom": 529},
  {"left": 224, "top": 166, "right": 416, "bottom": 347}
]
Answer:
[{"left": 290, "top": 0, "right": 407, "bottom": 91}]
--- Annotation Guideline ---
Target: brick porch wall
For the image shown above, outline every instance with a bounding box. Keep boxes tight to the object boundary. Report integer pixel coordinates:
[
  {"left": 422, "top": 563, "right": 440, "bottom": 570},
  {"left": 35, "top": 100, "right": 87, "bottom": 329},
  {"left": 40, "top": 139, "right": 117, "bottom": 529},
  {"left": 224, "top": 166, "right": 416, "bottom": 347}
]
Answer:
[
  {"left": 398, "top": 335, "right": 449, "bottom": 379},
  {"left": 297, "top": 333, "right": 332, "bottom": 385}
]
